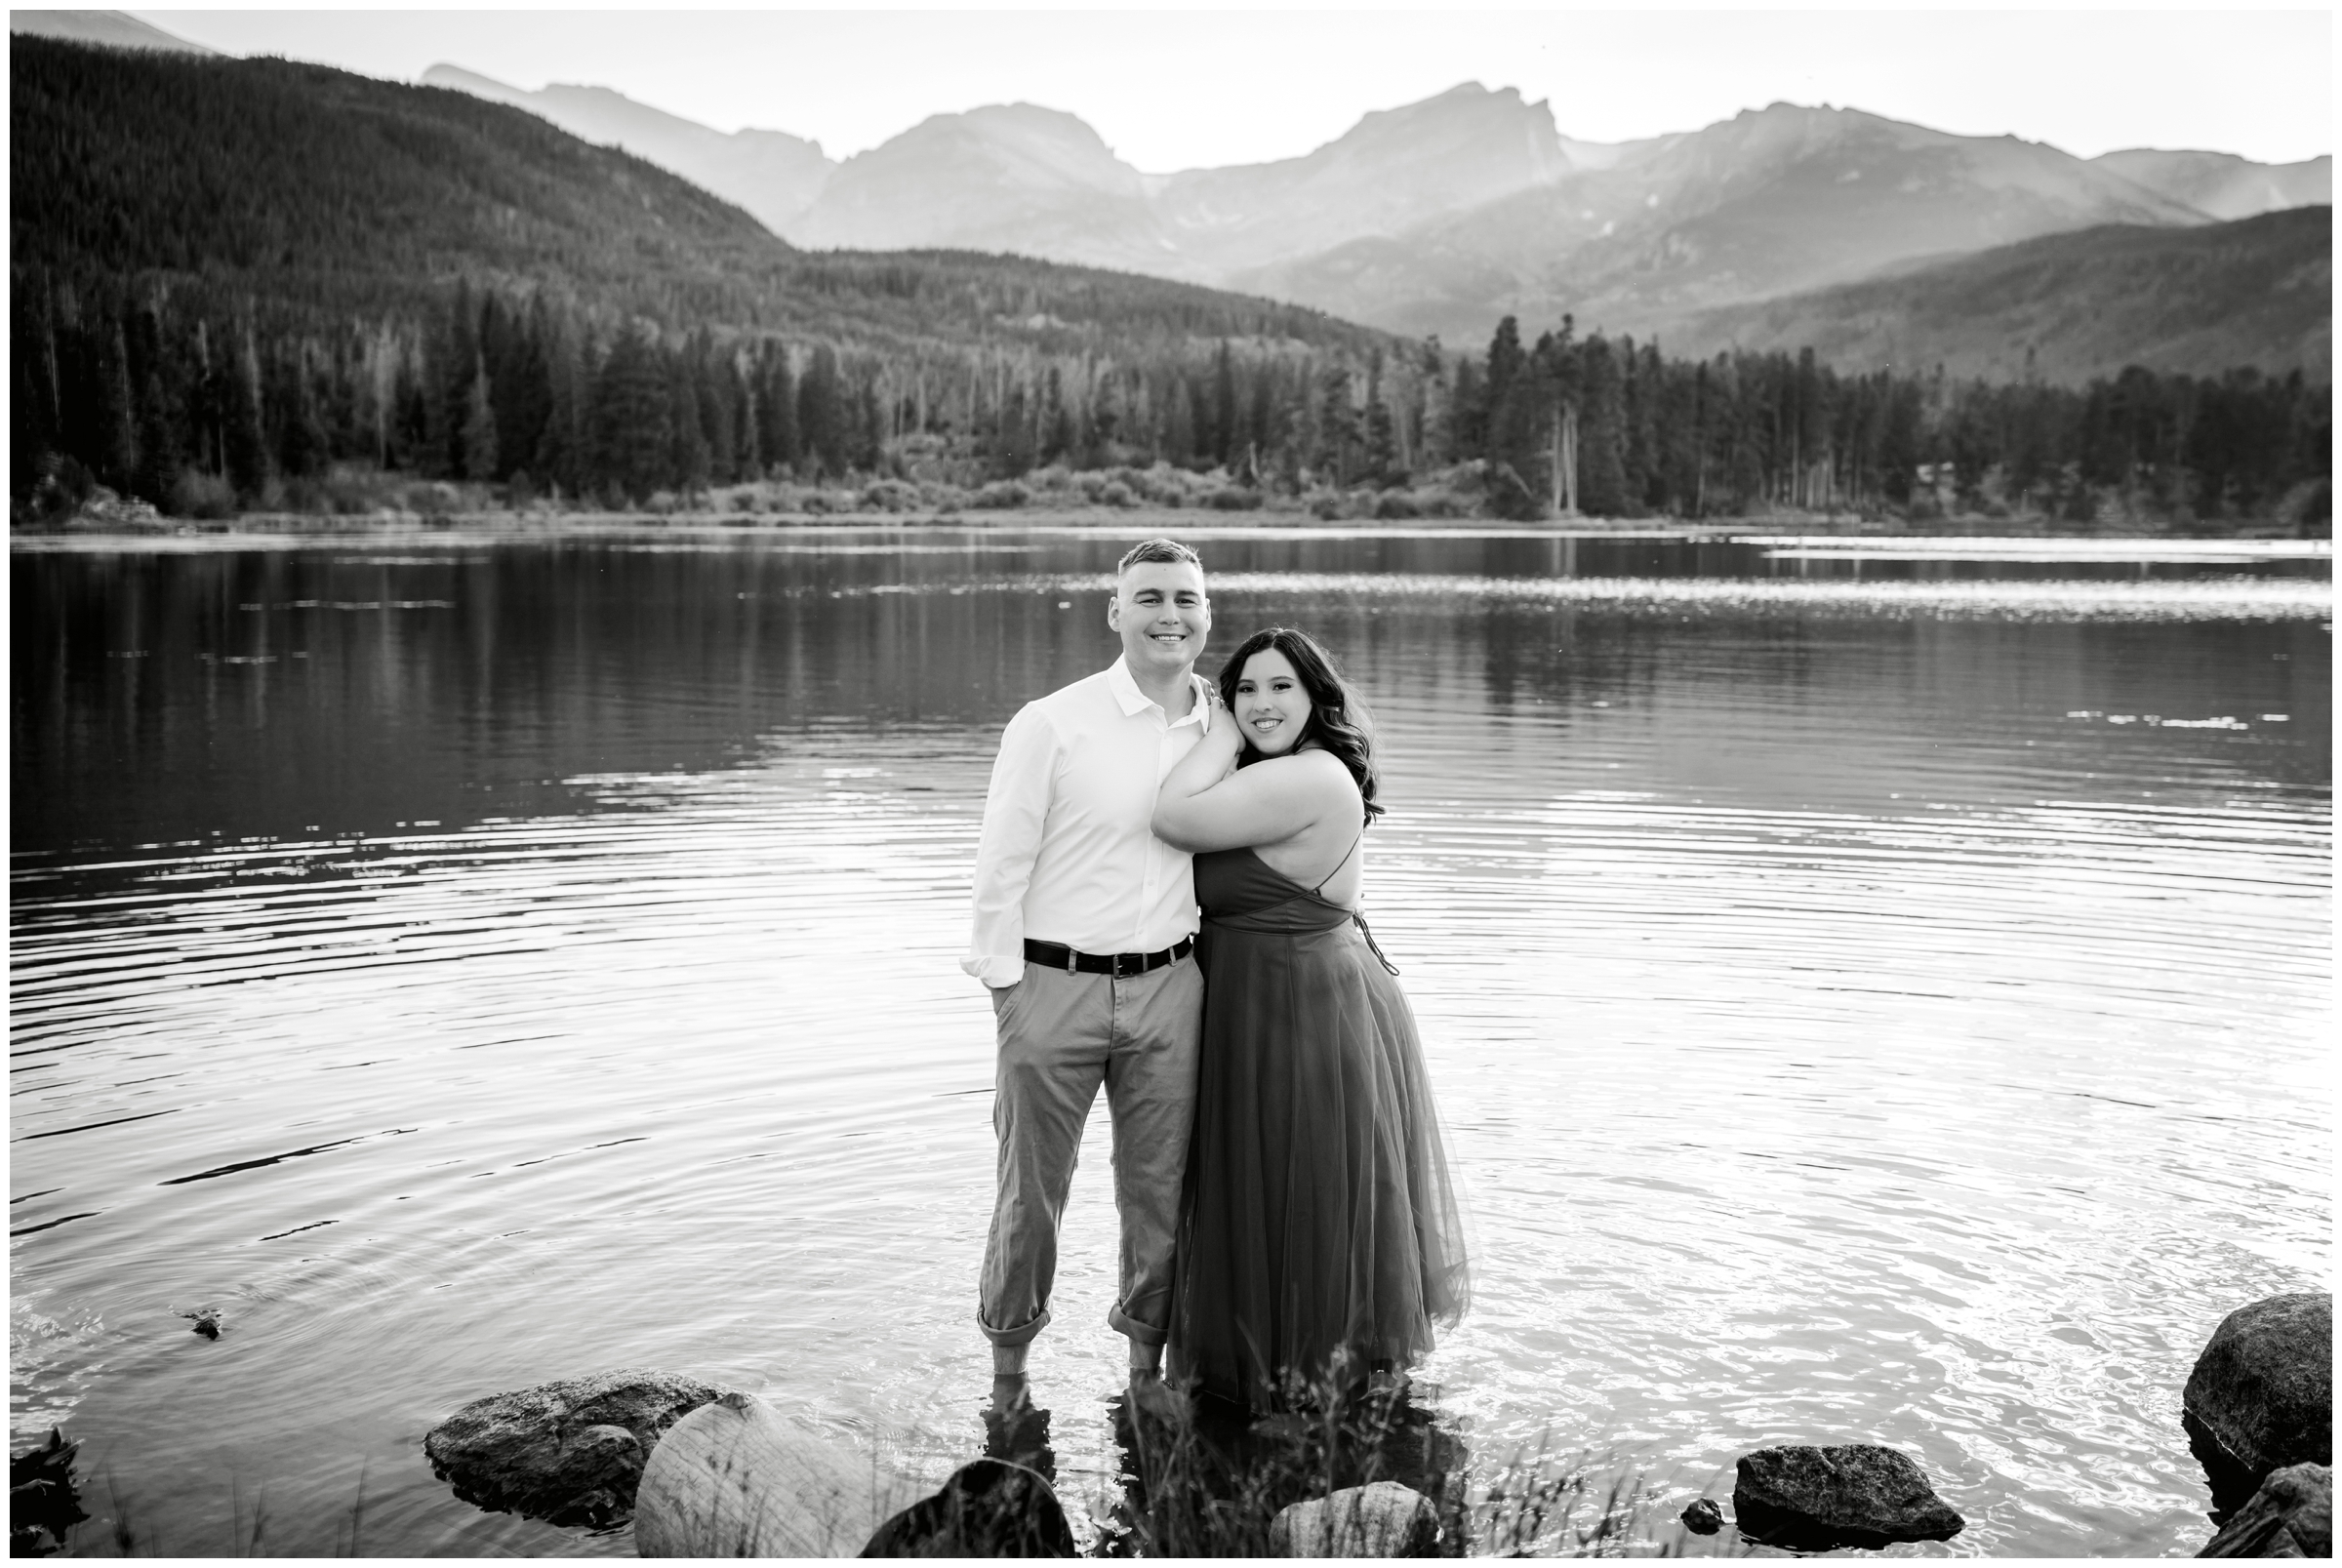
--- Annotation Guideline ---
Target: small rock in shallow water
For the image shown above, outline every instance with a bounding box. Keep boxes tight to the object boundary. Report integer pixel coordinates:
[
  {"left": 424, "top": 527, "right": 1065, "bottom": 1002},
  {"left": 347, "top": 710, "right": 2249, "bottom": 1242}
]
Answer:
[
  {"left": 1270, "top": 1481, "right": 1437, "bottom": 1557},
  {"left": 180, "top": 1307, "right": 222, "bottom": 1339},
  {"left": 2185, "top": 1294, "right": 2332, "bottom": 1518},
  {"left": 10, "top": 1427, "right": 89, "bottom": 1555},
  {"left": 1679, "top": 1497, "right": 1724, "bottom": 1535},
  {"left": 863, "top": 1457, "right": 1074, "bottom": 1557},
  {"left": 424, "top": 1369, "right": 724, "bottom": 1529},
  {"left": 2199, "top": 1463, "right": 2331, "bottom": 1558},
  {"left": 1732, "top": 1444, "right": 1963, "bottom": 1551}
]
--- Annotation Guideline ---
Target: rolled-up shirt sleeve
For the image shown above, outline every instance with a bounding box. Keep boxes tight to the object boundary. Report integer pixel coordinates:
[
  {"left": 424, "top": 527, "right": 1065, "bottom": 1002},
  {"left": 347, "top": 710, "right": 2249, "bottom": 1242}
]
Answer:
[{"left": 963, "top": 703, "right": 1055, "bottom": 987}]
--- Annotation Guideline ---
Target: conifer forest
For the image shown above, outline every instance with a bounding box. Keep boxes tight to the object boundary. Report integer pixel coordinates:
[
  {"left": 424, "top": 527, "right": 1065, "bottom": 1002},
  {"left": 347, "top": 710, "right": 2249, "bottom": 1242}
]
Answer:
[
  {"left": 9, "top": 34, "right": 2330, "bottom": 530},
  {"left": 17, "top": 272, "right": 2329, "bottom": 529}
]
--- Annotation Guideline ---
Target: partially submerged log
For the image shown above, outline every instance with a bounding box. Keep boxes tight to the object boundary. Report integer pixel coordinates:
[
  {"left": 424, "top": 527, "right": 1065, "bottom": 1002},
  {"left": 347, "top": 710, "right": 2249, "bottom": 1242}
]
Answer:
[{"left": 633, "top": 1391, "right": 923, "bottom": 1556}]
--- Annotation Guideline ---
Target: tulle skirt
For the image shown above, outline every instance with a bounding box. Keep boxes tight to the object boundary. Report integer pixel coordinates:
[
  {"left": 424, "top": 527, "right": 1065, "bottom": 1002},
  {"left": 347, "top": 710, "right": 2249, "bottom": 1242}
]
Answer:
[{"left": 1168, "top": 912, "right": 1470, "bottom": 1408}]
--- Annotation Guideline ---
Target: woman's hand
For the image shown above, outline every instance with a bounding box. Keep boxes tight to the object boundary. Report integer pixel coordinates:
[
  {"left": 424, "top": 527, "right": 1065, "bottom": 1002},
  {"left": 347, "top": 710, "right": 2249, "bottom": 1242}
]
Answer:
[
  {"left": 1206, "top": 700, "right": 1241, "bottom": 752},
  {"left": 1155, "top": 693, "right": 1343, "bottom": 853}
]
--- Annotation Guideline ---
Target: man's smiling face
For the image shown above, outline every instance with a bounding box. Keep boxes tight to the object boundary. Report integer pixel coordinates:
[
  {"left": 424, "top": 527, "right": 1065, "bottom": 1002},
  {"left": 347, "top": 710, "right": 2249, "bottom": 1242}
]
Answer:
[{"left": 1108, "top": 560, "right": 1211, "bottom": 683}]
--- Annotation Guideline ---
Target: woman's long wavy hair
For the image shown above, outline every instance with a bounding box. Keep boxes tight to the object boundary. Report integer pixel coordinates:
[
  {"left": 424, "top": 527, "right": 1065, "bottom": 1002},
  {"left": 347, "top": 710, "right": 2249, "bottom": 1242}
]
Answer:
[{"left": 1218, "top": 626, "right": 1386, "bottom": 825}]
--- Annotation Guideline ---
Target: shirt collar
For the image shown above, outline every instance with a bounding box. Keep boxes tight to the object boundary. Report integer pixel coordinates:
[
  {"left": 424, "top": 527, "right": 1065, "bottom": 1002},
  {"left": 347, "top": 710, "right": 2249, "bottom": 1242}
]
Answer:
[{"left": 1108, "top": 655, "right": 1211, "bottom": 727}]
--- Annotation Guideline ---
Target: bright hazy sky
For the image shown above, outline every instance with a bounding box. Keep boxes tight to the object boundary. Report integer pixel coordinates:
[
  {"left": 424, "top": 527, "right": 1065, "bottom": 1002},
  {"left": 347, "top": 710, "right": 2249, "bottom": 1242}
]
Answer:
[{"left": 135, "top": 8, "right": 2333, "bottom": 171}]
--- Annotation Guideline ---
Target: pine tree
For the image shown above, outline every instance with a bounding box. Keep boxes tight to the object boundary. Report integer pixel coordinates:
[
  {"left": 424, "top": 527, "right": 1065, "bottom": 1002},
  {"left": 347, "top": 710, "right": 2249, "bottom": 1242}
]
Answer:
[
  {"left": 589, "top": 326, "right": 672, "bottom": 502},
  {"left": 1362, "top": 351, "right": 1397, "bottom": 487},
  {"left": 854, "top": 380, "right": 884, "bottom": 472},
  {"left": 534, "top": 304, "right": 587, "bottom": 497},
  {"left": 1315, "top": 364, "right": 1359, "bottom": 486},
  {"left": 91, "top": 317, "right": 139, "bottom": 492},
  {"left": 1211, "top": 341, "right": 1238, "bottom": 467},
  {"left": 277, "top": 345, "right": 332, "bottom": 479},
  {"left": 692, "top": 336, "right": 736, "bottom": 483},
  {"left": 797, "top": 345, "right": 843, "bottom": 477},
  {"left": 1486, "top": 327, "right": 1549, "bottom": 518},
  {"left": 460, "top": 357, "right": 500, "bottom": 482},
  {"left": 670, "top": 361, "right": 710, "bottom": 497},
  {"left": 758, "top": 343, "right": 800, "bottom": 474},
  {"left": 223, "top": 326, "right": 270, "bottom": 500},
  {"left": 1576, "top": 335, "right": 1627, "bottom": 517}
]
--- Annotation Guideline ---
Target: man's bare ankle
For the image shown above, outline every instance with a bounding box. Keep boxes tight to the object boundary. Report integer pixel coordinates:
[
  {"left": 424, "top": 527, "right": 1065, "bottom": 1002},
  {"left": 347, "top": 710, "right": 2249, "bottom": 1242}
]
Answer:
[{"left": 992, "top": 1345, "right": 1029, "bottom": 1379}]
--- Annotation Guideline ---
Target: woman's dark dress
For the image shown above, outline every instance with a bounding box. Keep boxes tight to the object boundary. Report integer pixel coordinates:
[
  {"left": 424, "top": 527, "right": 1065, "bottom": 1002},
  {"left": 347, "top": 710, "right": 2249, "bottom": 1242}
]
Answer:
[{"left": 1168, "top": 845, "right": 1470, "bottom": 1408}]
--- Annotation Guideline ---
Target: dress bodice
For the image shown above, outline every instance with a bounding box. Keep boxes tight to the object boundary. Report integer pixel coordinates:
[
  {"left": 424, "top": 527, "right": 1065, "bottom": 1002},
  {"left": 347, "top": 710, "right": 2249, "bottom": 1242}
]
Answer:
[{"left": 1193, "top": 847, "right": 1354, "bottom": 935}]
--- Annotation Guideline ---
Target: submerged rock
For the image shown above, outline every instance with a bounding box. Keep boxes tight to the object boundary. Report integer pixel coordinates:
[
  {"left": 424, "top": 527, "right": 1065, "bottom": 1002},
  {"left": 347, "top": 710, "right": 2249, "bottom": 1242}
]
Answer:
[
  {"left": 2199, "top": 1463, "right": 2331, "bottom": 1558},
  {"left": 1732, "top": 1444, "right": 1963, "bottom": 1551},
  {"left": 2185, "top": 1294, "right": 2332, "bottom": 1518},
  {"left": 1679, "top": 1497, "right": 1724, "bottom": 1535},
  {"left": 423, "top": 1369, "right": 724, "bottom": 1529},
  {"left": 1269, "top": 1480, "right": 1437, "bottom": 1557},
  {"left": 180, "top": 1307, "right": 222, "bottom": 1340},
  {"left": 863, "top": 1457, "right": 1075, "bottom": 1557}
]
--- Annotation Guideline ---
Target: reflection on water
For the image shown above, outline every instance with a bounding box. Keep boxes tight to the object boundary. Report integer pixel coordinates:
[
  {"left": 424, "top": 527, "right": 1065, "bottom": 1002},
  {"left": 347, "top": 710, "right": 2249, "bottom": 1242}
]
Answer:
[{"left": 10, "top": 531, "right": 2331, "bottom": 1556}]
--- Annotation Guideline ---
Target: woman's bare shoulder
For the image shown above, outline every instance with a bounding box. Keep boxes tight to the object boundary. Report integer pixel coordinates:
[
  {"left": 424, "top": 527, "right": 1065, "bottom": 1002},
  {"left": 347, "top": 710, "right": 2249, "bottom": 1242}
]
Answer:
[{"left": 1274, "top": 747, "right": 1360, "bottom": 803}]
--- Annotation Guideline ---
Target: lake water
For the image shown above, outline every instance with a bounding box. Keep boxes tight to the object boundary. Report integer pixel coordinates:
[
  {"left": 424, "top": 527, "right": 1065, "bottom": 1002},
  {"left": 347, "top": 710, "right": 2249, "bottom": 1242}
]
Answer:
[{"left": 10, "top": 526, "right": 2331, "bottom": 1556}]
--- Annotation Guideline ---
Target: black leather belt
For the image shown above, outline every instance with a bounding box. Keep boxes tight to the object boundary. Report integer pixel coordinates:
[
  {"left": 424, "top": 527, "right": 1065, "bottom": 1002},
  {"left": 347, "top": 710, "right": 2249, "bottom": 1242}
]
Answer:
[{"left": 1023, "top": 936, "right": 1194, "bottom": 978}]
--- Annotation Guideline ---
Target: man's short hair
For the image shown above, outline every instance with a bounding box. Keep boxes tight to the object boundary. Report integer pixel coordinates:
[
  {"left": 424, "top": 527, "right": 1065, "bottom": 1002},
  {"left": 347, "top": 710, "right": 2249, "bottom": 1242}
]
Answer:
[{"left": 1115, "top": 538, "right": 1202, "bottom": 578}]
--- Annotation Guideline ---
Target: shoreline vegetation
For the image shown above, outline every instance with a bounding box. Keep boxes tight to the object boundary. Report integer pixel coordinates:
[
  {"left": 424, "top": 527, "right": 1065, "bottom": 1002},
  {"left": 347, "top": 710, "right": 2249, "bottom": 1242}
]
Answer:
[{"left": 15, "top": 464, "right": 2337, "bottom": 546}]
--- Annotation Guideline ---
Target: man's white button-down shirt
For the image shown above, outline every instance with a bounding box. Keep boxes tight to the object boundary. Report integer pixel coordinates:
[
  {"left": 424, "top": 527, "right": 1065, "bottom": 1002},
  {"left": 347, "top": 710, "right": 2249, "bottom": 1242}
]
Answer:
[{"left": 963, "top": 657, "right": 1214, "bottom": 988}]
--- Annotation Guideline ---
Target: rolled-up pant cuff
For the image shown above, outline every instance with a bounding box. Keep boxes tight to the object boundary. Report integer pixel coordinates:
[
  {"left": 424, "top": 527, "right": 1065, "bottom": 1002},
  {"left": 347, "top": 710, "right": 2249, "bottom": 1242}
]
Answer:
[
  {"left": 980, "top": 1307, "right": 1051, "bottom": 1348},
  {"left": 1109, "top": 1305, "right": 1165, "bottom": 1348}
]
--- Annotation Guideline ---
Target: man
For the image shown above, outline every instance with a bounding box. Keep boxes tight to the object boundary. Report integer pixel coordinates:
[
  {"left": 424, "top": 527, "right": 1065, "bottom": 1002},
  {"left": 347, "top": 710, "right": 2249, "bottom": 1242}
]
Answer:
[{"left": 964, "top": 538, "right": 1212, "bottom": 1413}]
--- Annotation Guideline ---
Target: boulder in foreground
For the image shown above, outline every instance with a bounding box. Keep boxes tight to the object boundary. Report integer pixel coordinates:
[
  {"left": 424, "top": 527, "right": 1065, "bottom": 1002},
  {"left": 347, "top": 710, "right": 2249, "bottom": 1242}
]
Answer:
[
  {"left": 424, "top": 1369, "right": 724, "bottom": 1528},
  {"left": 633, "top": 1390, "right": 924, "bottom": 1555},
  {"left": 2185, "top": 1293, "right": 2332, "bottom": 1516},
  {"left": 1732, "top": 1444, "right": 1964, "bottom": 1551},
  {"left": 1269, "top": 1480, "right": 1438, "bottom": 1556},
  {"left": 2199, "top": 1463, "right": 2331, "bottom": 1558}
]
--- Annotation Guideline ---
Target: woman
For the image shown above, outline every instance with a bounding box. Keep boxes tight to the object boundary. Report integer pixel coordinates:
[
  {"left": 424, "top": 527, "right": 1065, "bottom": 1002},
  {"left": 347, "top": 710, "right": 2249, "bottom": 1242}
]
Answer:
[{"left": 1151, "top": 626, "right": 1469, "bottom": 1410}]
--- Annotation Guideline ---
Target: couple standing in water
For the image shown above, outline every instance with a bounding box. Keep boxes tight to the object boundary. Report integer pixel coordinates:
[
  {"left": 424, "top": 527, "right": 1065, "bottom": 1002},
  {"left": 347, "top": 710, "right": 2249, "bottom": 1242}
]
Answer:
[{"left": 963, "top": 538, "right": 1469, "bottom": 1422}]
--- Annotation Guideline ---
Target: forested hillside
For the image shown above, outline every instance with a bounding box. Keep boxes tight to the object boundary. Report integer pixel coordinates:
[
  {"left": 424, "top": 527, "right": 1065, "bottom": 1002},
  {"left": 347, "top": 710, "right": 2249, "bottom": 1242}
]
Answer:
[
  {"left": 10, "top": 36, "right": 2328, "bottom": 530},
  {"left": 1675, "top": 208, "right": 2332, "bottom": 383}
]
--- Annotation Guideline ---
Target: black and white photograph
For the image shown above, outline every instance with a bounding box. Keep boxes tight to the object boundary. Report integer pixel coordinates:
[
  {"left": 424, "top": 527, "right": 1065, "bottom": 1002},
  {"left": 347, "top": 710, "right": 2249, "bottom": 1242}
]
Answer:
[{"left": 8, "top": 4, "right": 2331, "bottom": 1557}]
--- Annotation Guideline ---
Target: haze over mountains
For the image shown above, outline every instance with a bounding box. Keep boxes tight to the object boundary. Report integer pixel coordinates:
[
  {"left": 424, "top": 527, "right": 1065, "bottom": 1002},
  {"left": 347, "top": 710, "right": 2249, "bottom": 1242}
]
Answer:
[
  {"left": 422, "top": 63, "right": 2328, "bottom": 365},
  {"left": 8, "top": 8, "right": 217, "bottom": 56},
  {"left": 9, "top": 12, "right": 2326, "bottom": 382}
]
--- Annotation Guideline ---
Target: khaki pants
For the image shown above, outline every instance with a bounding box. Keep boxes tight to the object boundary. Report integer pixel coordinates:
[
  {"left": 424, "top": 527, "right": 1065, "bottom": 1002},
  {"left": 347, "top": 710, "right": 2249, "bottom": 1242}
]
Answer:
[{"left": 979, "top": 954, "right": 1203, "bottom": 1348}]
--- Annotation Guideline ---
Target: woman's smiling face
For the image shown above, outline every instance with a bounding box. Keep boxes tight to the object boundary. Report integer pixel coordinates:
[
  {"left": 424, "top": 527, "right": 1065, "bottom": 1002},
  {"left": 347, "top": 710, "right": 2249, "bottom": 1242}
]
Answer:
[{"left": 1233, "top": 647, "right": 1312, "bottom": 756}]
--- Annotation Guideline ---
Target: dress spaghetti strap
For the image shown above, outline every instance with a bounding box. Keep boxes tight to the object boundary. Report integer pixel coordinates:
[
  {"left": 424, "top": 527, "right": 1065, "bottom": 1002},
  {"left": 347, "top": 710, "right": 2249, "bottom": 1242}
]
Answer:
[
  {"left": 1312, "top": 833, "right": 1398, "bottom": 976},
  {"left": 1312, "top": 833, "right": 1363, "bottom": 898}
]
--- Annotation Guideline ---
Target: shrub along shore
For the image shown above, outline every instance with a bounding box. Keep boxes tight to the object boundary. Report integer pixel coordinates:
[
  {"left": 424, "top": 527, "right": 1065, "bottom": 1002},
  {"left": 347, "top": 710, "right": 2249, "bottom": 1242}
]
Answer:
[{"left": 19, "top": 459, "right": 2332, "bottom": 542}]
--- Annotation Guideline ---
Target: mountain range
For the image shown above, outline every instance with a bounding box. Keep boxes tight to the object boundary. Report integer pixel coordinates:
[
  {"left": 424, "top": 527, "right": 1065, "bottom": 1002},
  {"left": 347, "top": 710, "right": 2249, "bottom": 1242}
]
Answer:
[
  {"left": 10, "top": 30, "right": 1386, "bottom": 363},
  {"left": 10, "top": 12, "right": 2329, "bottom": 381},
  {"left": 8, "top": 8, "right": 218, "bottom": 56},
  {"left": 417, "top": 62, "right": 2328, "bottom": 363}
]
